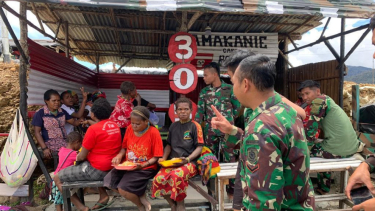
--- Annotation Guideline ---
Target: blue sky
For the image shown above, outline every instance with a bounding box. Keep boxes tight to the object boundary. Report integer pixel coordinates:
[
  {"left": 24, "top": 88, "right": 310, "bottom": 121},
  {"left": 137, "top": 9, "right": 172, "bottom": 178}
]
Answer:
[{"left": 3, "top": 2, "right": 375, "bottom": 69}]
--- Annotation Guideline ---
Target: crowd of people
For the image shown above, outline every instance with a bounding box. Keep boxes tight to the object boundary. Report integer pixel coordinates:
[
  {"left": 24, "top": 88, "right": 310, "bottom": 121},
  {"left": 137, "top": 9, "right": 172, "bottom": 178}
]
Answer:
[{"left": 30, "top": 26, "right": 375, "bottom": 210}]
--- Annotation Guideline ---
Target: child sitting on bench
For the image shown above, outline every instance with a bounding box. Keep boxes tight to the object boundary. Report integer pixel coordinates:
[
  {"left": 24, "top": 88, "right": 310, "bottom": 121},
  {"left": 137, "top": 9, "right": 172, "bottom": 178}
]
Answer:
[{"left": 50, "top": 132, "right": 83, "bottom": 211}]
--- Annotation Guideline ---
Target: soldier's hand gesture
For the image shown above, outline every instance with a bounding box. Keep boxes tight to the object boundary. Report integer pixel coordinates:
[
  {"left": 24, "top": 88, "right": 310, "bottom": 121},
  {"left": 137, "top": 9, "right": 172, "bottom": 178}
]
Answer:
[{"left": 211, "top": 105, "right": 233, "bottom": 134}]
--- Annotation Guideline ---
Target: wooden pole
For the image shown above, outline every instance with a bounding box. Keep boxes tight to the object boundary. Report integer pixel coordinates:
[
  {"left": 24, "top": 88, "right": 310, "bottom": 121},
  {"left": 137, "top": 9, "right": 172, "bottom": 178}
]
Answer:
[
  {"left": 19, "top": 2, "right": 28, "bottom": 122},
  {"left": 96, "top": 53, "right": 100, "bottom": 73},
  {"left": 64, "top": 21, "right": 69, "bottom": 58},
  {"left": 339, "top": 18, "right": 345, "bottom": 110}
]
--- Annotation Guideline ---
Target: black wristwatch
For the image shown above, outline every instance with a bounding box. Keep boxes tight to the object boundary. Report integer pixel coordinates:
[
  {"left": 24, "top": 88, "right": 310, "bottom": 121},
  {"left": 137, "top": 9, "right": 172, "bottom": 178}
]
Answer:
[{"left": 42, "top": 147, "right": 48, "bottom": 151}]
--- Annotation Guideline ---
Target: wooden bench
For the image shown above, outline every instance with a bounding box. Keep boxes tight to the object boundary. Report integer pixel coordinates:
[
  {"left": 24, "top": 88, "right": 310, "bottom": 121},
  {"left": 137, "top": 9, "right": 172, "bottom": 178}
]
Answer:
[
  {"left": 62, "top": 181, "right": 103, "bottom": 211},
  {"left": 216, "top": 157, "right": 363, "bottom": 211},
  {"left": 62, "top": 176, "right": 219, "bottom": 211}
]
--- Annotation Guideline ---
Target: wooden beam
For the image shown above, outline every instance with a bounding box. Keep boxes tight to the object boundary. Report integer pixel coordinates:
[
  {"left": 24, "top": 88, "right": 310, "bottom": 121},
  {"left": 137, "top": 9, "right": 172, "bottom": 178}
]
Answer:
[
  {"left": 54, "top": 20, "right": 61, "bottom": 40},
  {"left": 340, "top": 28, "right": 371, "bottom": 66},
  {"left": 96, "top": 53, "right": 100, "bottom": 73},
  {"left": 209, "top": 13, "right": 219, "bottom": 24},
  {"left": 43, "top": 3, "right": 59, "bottom": 22},
  {"left": 188, "top": 12, "right": 204, "bottom": 30},
  {"left": 180, "top": 11, "right": 188, "bottom": 32},
  {"left": 1, "top": 2, "right": 95, "bottom": 64},
  {"left": 244, "top": 23, "right": 255, "bottom": 33},
  {"left": 289, "top": 16, "right": 316, "bottom": 34},
  {"left": 64, "top": 21, "right": 69, "bottom": 58},
  {"left": 158, "top": 12, "right": 166, "bottom": 58},
  {"left": 30, "top": 2, "right": 44, "bottom": 33},
  {"left": 319, "top": 17, "right": 331, "bottom": 40},
  {"left": 339, "top": 18, "right": 345, "bottom": 108},
  {"left": 43, "top": 21, "right": 176, "bottom": 34},
  {"left": 278, "top": 49, "right": 293, "bottom": 68},
  {"left": 172, "top": 12, "right": 181, "bottom": 25},
  {"left": 115, "top": 56, "right": 133, "bottom": 73},
  {"left": 287, "top": 34, "right": 297, "bottom": 49},
  {"left": 69, "top": 48, "right": 161, "bottom": 56},
  {"left": 323, "top": 39, "right": 340, "bottom": 62},
  {"left": 67, "top": 39, "right": 158, "bottom": 47},
  {"left": 19, "top": 2, "right": 28, "bottom": 125},
  {"left": 27, "top": 6, "right": 318, "bottom": 28},
  {"left": 109, "top": 8, "right": 121, "bottom": 54},
  {"left": 74, "top": 52, "right": 165, "bottom": 59},
  {"left": 284, "top": 23, "right": 369, "bottom": 54}
]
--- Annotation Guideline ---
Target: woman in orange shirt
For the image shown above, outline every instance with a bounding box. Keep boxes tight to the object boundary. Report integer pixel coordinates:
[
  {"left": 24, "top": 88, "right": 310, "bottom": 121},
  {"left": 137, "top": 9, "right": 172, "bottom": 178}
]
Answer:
[{"left": 105, "top": 106, "right": 163, "bottom": 211}]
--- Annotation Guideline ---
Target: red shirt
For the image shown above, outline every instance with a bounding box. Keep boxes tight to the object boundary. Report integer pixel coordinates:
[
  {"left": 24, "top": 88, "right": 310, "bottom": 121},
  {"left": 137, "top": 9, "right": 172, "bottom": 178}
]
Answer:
[
  {"left": 83, "top": 120, "right": 122, "bottom": 171},
  {"left": 109, "top": 95, "right": 133, "bottom": 128},
  {"left": 122, "top": 125, "right": 163, "bottom": 170}
]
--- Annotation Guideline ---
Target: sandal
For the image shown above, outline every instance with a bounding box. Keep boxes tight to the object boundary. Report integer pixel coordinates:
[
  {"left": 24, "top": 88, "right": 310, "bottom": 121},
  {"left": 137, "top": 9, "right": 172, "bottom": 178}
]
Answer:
[{"left": 91, "top": 198, "right": 115, "bottom": 211}]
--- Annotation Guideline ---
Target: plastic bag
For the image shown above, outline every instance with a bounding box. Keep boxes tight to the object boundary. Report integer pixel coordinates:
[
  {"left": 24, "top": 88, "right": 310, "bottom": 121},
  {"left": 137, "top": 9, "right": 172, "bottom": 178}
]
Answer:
[
  {"left": 149, "top": 111, "right": 159, "bottom": 125},
  {"left": 0, "top": 109, "right": 38, "bottom": 188}
]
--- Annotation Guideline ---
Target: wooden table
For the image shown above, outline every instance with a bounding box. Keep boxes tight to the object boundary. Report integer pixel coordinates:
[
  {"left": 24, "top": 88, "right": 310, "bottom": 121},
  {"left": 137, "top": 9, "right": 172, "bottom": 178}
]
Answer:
[{"left": 215, "top": 157, "right": 363, "bottom": 211}]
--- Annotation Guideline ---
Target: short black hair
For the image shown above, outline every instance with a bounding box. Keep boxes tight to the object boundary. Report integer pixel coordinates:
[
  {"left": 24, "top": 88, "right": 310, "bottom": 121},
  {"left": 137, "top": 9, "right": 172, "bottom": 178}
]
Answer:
[
  {"left": 204, "top": 62, "right": 220, "bottom": 76},
  {"left": 223, "top": 50, "right": 256, "bottom": 73},
  {"left": 44, "top": 89, "right": 60, "bottom": 101},
  {"left": 60, "top": 91, "right": 70, "bottom": 100},
  {"left": 175, "top": 97, "right": 192, "bottom": 110},
  {"left": 237, "top": 55, "right": 276, "bottom": 92},
  {"left": 91, "top": 98, "right": 112, "bottom": 120},
  {"left": 298, "top": 80, "right": 320, "bottom": 91},
  {"left": 120, "top": 81, "right": 136, "bottom": 95},
  {"left": 67, "top": 131, "right": 83, "bottom": 143},
  {"left": 131, "top": 106, "right": 150, "bottom": 121}
]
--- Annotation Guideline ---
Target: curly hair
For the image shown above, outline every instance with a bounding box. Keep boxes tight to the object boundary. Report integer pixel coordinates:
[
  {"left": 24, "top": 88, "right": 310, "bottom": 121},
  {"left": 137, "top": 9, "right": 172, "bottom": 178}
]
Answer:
[
  {"left": 175, "top": 97, "right": 192, "bottom": 110},
  {"left": 67, "top": 131, "right": 83, "bottom": 143},
  {"left": 91, "top": 98, "right": 112, "bottom": 120},
  {"left": 44, "top": 89, "right": 60, "bottom": 101},
  {"left": 120, "top": 81, "right": 136, "bottom": 95}
]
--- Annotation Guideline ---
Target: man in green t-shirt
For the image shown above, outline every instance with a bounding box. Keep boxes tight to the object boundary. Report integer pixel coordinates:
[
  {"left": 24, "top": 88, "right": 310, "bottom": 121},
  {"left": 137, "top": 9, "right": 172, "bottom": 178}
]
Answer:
[{"left": 299, "top": 80, "right": 364, "bottom": 194}]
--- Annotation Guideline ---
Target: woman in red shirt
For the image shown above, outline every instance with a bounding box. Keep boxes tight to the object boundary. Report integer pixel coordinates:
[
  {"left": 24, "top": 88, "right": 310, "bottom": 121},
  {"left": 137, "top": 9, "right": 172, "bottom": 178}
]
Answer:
[
  {"left": 54, "top": 98, "right": 122, "bottom": 211},
  {"left": 105, "top": 106, "right": 163, "bottom": 211}
]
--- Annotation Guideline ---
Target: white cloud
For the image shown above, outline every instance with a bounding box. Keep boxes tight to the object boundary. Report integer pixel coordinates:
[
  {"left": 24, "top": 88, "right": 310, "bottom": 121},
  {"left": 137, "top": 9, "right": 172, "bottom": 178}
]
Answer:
[{"left": 289, "top": 18, "right": 374, "bottom": 68}]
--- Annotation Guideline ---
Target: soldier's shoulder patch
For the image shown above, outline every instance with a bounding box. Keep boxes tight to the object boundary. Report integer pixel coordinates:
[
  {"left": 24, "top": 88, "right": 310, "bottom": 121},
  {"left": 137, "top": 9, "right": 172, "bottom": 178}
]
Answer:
[{"left": 245, "top": 147, "right": 259, "bottom": 173}]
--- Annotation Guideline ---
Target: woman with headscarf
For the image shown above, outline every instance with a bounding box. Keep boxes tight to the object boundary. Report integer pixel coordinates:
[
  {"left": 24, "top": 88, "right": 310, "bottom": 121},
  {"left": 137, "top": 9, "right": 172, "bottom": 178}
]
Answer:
[{"left": 105, "top": 106, "right": 163, "bottom": 211}]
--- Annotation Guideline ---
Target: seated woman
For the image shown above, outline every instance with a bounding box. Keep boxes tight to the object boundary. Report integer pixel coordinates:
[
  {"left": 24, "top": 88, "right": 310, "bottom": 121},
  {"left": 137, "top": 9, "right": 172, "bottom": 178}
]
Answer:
[
  {"left": 105, "top": 106, "right": 163, "bottom": 211},
  {"left": 53, "top": 98, "right": 122, "bottom": 211},
  {"left": 32, "top": 89, "right": 82, "bottom": 164},
  {"left": 152, "top": 97, "right": 204, "bottom": 211}
]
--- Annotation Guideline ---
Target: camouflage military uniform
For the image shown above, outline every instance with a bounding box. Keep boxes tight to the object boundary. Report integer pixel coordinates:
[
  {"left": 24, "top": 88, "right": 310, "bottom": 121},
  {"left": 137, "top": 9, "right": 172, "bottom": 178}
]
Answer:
[
  {"left": 305, "top": 95, "right": 359, "bottom": 193},
  {"left": 195, "top": 80, "right": 241, "bottom": 158},
  {"left": 239, "top": 93, "right": 314, "bottom": 210},
  {"left": 195, "top": 80, "right": 241, "bottom": 194},
  {"left": 365, "top": 154, "right": 375, "bottom": 173}
]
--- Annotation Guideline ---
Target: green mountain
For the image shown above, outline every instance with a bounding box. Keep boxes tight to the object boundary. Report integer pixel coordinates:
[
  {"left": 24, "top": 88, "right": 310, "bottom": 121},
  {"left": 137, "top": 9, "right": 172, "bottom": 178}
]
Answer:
[{"left": 345, "top": 66, "right": 375, "bottom": 84}]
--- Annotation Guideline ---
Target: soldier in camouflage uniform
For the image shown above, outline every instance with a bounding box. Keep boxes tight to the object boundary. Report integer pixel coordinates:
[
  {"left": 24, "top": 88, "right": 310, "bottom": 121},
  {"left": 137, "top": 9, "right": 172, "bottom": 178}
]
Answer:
[
  {"left": 195, "top": 62, "right": 241, "bottom": 197},
  {"left": 299, "top": 80, "right": 363, "bottom": 194},
  {"left": 211, "top": 55, "right": 314, "bottom": 210}
]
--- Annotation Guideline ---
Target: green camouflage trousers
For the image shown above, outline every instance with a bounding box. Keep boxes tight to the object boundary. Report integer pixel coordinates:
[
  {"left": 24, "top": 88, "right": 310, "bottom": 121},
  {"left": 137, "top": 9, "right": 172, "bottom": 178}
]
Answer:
[
  {"left": 210, "top": 136, "right": 239, "bottom": 195},
  {"left": 310, "top": 143, "right": 352, "bottom": 193}
]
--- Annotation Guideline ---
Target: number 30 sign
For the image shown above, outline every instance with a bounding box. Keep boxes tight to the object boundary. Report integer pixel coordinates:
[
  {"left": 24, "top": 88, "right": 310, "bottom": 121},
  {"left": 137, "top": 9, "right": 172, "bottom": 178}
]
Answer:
[
  {"left": 168, "top": 32, "right": 198, "bottom": 94},
  {"left": 168, "top": 32, "right": 197, "bottom": 63}
]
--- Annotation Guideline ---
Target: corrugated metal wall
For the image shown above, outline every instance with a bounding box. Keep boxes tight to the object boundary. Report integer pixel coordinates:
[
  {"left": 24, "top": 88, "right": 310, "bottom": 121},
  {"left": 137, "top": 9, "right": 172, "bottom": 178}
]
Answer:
[
  {"left": 97, "top": 73, "right": 170, "bottom": 109},
  {"left": 288, "top": 60, "right": 340, "bottom": 103},
  {"left": 27, "top": 39, "right": 97, "bottom": 105}
]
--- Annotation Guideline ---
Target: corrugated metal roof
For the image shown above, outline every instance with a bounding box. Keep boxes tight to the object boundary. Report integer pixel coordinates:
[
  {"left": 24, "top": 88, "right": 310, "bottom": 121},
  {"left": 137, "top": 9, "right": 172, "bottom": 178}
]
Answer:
[{"left": 25, "top": 1, "right": 374, "bottom": 68}]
